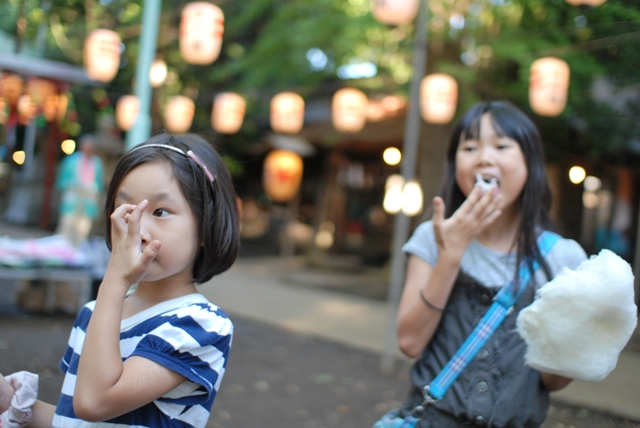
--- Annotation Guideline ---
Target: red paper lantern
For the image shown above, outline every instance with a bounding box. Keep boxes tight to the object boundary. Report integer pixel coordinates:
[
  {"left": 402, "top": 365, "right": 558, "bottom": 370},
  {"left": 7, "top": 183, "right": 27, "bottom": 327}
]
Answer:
[
  {"left": 180, "top": 2, "right": 225, "bottom": 65},
  {"left": 371, "top": 0, "right": 420, "bottom": 25},
  {"left": 263, "top": 150, "right": 304, "bottom": 202},
  {"left": 529, "top": 57, "right": 570, "bottom": 117},
  {"left": 116, "top": 95, "right": 140, "bottom": 131},
  {"left": 565, "top": 0, "right": 606, "bottom": 6},
  {"left": 420, "top": 73, "right": 458, "bottom": 124},
  {"left": 164, "top": 96, "right": 195, "bottom": 133},
  {"left": 212, "top": 92, "right": 245, "bottom": 134},
  {"left": 332, "top": 88, "right": 368, "bottom": 133},
  {"left": 83, "top": 29, "right": 122, "bottom": 82},
  {"left": 270, "top": 92, "right": 305, "bottom": 134}
]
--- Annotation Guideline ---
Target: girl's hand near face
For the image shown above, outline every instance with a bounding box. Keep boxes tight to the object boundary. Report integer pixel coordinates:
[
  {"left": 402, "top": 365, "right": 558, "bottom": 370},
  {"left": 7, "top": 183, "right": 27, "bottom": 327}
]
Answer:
[
  {"left": 432, "top": 185, "right": 502, "bottom": 263},
  {"left": 106, "top": 200, "right": 161, "bottom": 289}
]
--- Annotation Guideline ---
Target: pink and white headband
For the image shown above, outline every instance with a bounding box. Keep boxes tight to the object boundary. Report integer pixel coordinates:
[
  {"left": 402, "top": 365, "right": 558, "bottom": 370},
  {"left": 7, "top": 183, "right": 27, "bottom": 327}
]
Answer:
[{"left": 129, "top": 143, "right": 215, "bottom": 183}]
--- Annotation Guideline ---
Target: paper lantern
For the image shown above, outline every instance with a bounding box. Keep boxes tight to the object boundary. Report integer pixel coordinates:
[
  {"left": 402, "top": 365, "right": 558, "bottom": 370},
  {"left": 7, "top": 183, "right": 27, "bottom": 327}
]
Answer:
[
  {"left": 270, "top": 92, "right": 305, "bottom": 134},
  {"left": 371, "top": 0, "right": 420, "bottom": 25},
  {"left": 116, "top": 95, "right": 140, "bottom": 131},
  {"left": 180, "top": 2, "right": 225, "bottom": 65},
  {"left": 420, "top": 73, "right": 458, "bottom": 124},
  {"left": 164, "top": 96, "right": 195, "bottom": 134},
  {"left": 263, "top": 150, "right": 303, "bottom": 202},
  {"left": 149, "top": 59, "right": 168, "bottom": 87},
  {"left": 212, "top": 92, "right": 245, "bottom": 134},
  {"left": 565, "top": 0, "right": 606, "bottom": 6},
  {"left": 529, "top": 57, "right": 570, "bottom": 117},
  {"left": 0, "top": 73, "right": 24, "bottom": 106},
  {"left": 83, "top": 29, "right": 122, "bottom": 82},
  {"left": 332, "top": 88, "right": 368, "bottom": 133},
  {"left": 366, "top": 100, "right": 386, "bottom": 122}
]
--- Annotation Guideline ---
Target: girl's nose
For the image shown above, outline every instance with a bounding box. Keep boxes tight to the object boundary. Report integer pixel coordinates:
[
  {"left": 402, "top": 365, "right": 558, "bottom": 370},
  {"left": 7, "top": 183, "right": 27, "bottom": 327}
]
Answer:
[
  {"left": 138, "top": 213, "right": 152, "bottom": 243},
  {"left": 475, "top": 146, "right": 495, "bottom": 165}
]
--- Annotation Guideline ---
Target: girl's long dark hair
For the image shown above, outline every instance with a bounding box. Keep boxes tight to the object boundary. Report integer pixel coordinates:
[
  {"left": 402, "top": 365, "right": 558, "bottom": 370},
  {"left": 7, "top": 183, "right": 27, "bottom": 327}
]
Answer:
[{"left": 441, "top": 101, "right": 555, "bottom": 284}]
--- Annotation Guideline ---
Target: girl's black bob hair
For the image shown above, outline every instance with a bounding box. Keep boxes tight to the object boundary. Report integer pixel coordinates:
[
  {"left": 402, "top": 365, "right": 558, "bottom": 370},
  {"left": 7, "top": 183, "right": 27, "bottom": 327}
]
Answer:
[
  {"left": 440, "top": 100, "right": 555, "bottom": 282},
  {"left": 104, "top": 133, "right": 241, "bottom": 283}
]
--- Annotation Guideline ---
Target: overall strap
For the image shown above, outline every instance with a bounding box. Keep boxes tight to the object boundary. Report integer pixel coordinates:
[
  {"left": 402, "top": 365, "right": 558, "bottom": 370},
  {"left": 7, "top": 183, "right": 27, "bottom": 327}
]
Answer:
[{"left": 421, "top": 231, "right": 560, "bottom": 404}]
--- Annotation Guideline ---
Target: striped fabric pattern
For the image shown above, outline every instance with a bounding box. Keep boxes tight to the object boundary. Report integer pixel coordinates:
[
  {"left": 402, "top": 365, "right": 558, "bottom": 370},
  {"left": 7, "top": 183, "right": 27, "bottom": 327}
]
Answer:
[
  {"left": 52, "top": 293, "right": 233, "bottom": 428},
  {"left": 426, "top": 232, "right": 560, "bottom": 401}
]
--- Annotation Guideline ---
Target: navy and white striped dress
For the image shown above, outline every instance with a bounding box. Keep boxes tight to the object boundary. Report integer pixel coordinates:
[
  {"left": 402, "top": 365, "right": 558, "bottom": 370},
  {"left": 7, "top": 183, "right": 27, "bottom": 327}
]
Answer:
[{"left": 52, "top": 293, "right": 233, "bottom": 428}]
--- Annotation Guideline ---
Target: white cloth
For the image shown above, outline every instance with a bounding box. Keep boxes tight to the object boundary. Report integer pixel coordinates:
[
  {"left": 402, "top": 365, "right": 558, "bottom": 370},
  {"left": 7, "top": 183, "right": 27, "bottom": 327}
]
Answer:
[
  {"left": 1, "top": 371, "right": 38, "bottom": 428},
  {"left": 516, "top": 249, "right": 638, "bottom": 382}
]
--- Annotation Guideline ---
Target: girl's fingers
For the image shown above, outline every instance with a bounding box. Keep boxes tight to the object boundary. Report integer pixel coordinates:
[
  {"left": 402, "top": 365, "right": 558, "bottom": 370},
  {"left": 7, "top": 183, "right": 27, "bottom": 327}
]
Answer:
[
  {"left": 474, "top": 186, "right": 501, "bottom": 220},
  {"left": 458, "top": 186, "right": 483, "bottom": 216},
  {"left": 140, "top": 240, "right": 161, "bottom": 267},
  {"left": 432, "top": 197, "right": 445, "bottom": 227},
  {"left": 126, "top": 200, "right": 148, "bottom": 236},
  {"left": 111, "top": 204, "right": 137, "bottom": 236}
]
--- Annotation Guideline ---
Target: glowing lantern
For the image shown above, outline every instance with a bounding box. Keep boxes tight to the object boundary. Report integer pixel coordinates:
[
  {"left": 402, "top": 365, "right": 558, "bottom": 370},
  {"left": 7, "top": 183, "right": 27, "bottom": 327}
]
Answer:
[
  {"left": 17, "top": 95, "right": 37, "bottom": 124},
  {"left": 83, "top": 29, "right": 122, "bottom": 82},
  {"left": 332, "top": 88, "right": 368, "bottom": 133},
  {"left": 565, "top": 0, "right": 606, "bottom": 5},
  {"left": 371, "top": 0, "right": 420, "bottom": 25},
  {"left": 212, "top": 92, "right": 245, "bottom": 134},
  {"left": 0, "top": 73, "right": 24, "bottom": 107},
  {"left": 383, "top": 174, "right": 404, "bottom": 214},
  {"left": 263, "top": 150, "right": 303, "bottom": 202},
  {"left": 149, "top": 59, "right": 168, "bottom": 87},
  {"left": 402, "top": 180, "right": 423, "bottom": 216},
  {"left": 180, "top": 2, "right": 225, "bottom": 65},
  {"left": 420, "top": 73, "right": 458, "bottom": 124},
  {"left": 270, "top": 92, "right": 305, "bottom": 134},
  {"left": 115, "top": 95, "right": 140, "bottom": 131},
  {"left": 164, "top": 96, "right": 195, "bottom": 134},
  {"left": 529, "top": 57, "right": 570, "bottom": 117},
  {"left": 366, "top": 100, "right": 386, "bottom": 122}
]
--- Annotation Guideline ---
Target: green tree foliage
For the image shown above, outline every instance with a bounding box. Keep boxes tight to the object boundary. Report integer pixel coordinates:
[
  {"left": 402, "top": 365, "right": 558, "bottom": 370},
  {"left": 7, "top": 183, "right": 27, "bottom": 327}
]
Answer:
[{"left": 3, "top": 0, "right": 639, "bottom": 162}]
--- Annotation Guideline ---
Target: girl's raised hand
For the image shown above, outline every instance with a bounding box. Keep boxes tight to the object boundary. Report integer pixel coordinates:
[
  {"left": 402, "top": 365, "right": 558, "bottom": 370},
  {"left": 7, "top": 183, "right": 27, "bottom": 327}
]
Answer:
[
  {"left": 432, "top": 185, "right": 502, "bottom": 262},
  {"left": 107, "top": 200, "right": 161, "bottom": 289}
]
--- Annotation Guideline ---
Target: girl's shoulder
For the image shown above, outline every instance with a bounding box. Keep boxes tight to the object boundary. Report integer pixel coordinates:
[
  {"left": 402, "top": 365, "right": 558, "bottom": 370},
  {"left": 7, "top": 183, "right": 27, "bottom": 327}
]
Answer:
[{"left": 545, "top": 233, "right": 588, "bottom": 273}]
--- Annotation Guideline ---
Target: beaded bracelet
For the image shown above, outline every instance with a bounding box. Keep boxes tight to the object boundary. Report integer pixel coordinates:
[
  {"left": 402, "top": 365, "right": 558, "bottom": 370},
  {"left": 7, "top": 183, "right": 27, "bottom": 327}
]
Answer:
[{"left": 419, "top": 289, "right": 445, "bottom": 312}]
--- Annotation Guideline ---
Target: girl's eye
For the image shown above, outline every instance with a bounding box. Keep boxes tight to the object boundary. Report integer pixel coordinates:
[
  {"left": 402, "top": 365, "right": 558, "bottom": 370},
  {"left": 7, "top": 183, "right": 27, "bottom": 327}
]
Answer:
[{"left": 153, "top": 209, "right": 170, "bottom": 218}]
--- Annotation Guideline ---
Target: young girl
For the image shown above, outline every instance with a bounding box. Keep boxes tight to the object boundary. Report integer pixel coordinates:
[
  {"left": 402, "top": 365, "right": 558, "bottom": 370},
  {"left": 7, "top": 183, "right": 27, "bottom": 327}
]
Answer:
[
  {"left": 396, "top": 101, "right": 587, "bottom": 427},
  {"left": 0, "top": 133, "right": 240, "bottom": 428}
]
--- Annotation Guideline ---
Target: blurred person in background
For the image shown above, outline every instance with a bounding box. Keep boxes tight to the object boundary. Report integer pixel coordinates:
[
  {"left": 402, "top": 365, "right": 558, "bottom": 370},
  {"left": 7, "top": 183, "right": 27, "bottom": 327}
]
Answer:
[{"left": 55, "top": 134, "right": 104, "bottom": 245}]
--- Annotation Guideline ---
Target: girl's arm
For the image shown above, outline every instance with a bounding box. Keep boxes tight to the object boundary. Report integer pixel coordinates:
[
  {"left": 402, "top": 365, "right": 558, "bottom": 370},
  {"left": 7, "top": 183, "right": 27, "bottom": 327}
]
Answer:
[
  {"left": 397, "top": 187, "right": 502, "bottom": 358},
  {"left": 73, "top": 201, "right": 185, "bottom": 422},
  {"left": 27, "top": 401, "right": 56, "bottom": 428}
]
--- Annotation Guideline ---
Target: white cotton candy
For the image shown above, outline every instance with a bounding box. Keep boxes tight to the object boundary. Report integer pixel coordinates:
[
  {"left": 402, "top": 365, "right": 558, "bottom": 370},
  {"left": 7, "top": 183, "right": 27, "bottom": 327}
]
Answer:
[
  {"left": 475, "top": 173, "right": 497, "bottom": 194},
  {"left": 516, "top": 249, "right": 638, "bottom": 382}
]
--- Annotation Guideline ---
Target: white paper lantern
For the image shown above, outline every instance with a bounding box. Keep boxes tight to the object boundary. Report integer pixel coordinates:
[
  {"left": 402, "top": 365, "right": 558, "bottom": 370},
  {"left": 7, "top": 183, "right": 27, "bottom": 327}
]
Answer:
[
  {"left": 565, "top": 0, "right": 606, "bottom": 6},
  {"left": 164, "top": 96, "right": 195, "bottom": 134},
  {"left": 529, "top": 57, "right": 570, "bottom": 117},
  {"left": 263, "top": 150, "right": 304, "bottom": 202},
  {"left": 180, "top": 2, "right": 225, "bottom": 65},
  {"left": 83, "top": 29, "right": 122, "bottom": 82},
  {"left": 149, "top": 59, "right": 168, "bottom": 87},
  {"left": 420, "top": 73, "right": 458, "bottom": 124},
  {"left": 116, "top": 95, "right": 140, "bottom": 131},
  {"left": 270, "top": 92, "right": 305, "bottom": 134},
  {"left": 371, "top": 0, "right": 420, "bottom": 25},
  {"left": 212, "top": 92, "right": 245, "bottom": 134},
  {"left": 332, "top": 88, "right": 368, "bottom": 133}
]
